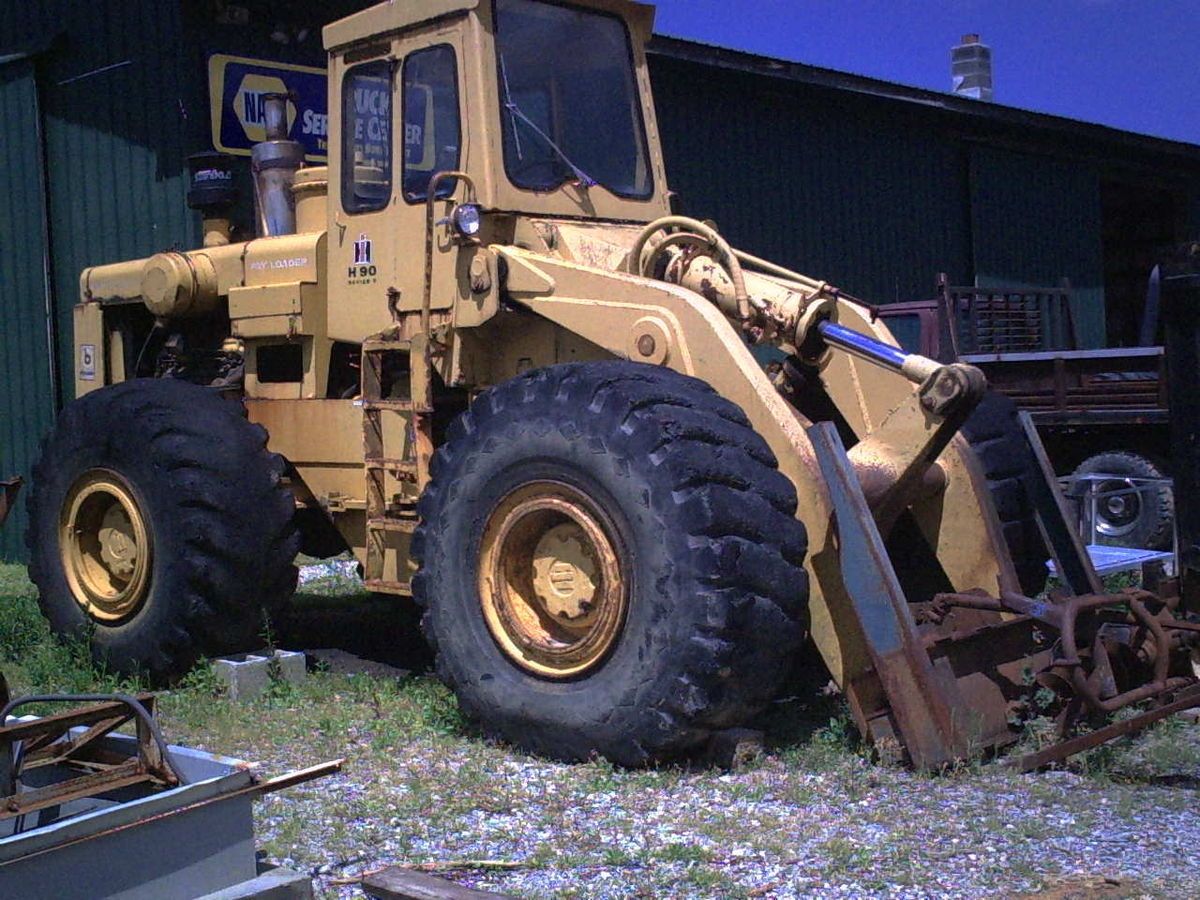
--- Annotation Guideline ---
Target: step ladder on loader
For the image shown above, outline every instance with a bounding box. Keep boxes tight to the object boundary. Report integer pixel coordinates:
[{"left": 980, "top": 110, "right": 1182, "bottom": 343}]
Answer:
[{"left": 360, "top": 331, "right": 436, "bottom": 596}]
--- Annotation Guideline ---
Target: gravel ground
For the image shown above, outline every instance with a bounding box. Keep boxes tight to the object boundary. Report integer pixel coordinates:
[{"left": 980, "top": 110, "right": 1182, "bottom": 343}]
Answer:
[
  {"left": 221, "top": 563, "right": 1200, "bottom": 899},
  {"left": 243, "top": 733, "right": 1200, "bottom": 900},
  {"left": 4, "top": 561, "right": 1197, "bottom": 899}
]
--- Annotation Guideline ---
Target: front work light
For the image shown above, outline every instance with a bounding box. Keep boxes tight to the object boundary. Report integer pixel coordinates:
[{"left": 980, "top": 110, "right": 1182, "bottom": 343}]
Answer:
[{"left": 451, "top": 203, "right": 482, "bottom": 237}]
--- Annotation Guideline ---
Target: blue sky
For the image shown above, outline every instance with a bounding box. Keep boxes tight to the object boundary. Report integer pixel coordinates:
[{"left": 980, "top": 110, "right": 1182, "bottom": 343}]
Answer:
[{"left": 652, "top": 0, "right": 1199, "bottom": 145}]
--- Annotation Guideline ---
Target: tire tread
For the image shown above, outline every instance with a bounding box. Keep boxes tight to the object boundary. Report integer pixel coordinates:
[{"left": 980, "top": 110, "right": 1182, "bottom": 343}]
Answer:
[{"left": 412, "top": 361, "right": 809, "bottom": 764}]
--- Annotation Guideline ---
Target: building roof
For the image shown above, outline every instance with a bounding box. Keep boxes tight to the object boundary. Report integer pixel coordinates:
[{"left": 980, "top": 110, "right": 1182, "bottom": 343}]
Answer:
[{"left": 649, "top": 34, "right": 1200, "bottom": 170}]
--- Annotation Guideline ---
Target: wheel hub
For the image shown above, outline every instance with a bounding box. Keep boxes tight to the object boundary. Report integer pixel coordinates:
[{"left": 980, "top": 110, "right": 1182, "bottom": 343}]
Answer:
[
  {"left": 531, "top": 524, "right": 599, "bottom": 621},
  {"left": 1096, "top": 479, "right": 1142, "bottom": 537},
  {"left": 479, "top": 481, "right": 627, "bottom": 679},
  {"left": 60, "top": 470, "right": 152, "bottom": 622},
  {"left": 98, "top": 504, "right": 139, "bottom": 578}
]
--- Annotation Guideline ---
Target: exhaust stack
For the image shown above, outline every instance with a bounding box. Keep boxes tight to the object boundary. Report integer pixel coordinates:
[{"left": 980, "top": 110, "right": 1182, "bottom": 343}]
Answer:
[
  {"left": 251, "top": 93, "right": 305, "bottom": 237},
  {"left": 951, "top": 33, "right": 993, "bottom": 101}
]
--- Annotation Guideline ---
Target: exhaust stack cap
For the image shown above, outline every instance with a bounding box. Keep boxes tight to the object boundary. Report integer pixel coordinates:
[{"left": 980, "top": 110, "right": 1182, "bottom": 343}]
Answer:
[
  {"left": 951, "top": 33, "right": 993, "bottom": 101},
  {"left": 262, "top": 91, "right": 291, "bottom": 142}
]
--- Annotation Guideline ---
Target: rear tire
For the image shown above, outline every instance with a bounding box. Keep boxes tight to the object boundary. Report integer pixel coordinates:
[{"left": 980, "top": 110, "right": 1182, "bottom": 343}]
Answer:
[
  {"left": 27, "top": 379, "right": 299, "bottom": 680},
  {"left": 962, "top": 392, "right": 1050, "bottom": 595},
  {"left": 1072, "top": 451, "right": 1173, "bottom": 550},
  {"left": 412, "top": 361, "right": 809, "bottom": 766}
]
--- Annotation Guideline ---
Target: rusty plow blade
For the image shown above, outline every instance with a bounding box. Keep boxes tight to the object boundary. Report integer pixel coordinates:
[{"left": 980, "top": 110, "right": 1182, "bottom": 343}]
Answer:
[
  {"left": 0, "top": 477, "right": 20, "bottom": 528},
  {"left": 808, "top": 421, "right": 1200, "bottom": 772},
  {"left": 927, "top": 587, "right": 1200, "bottom": 772}
]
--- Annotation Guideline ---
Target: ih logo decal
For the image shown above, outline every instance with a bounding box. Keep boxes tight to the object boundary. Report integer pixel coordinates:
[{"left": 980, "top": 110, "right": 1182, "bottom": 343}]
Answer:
[
  {"left": 348, "top": 233, "right": 378, "bottom": 285},
  {"left": 234, "top": 73, "right": 295, "bottom": 143},
  {"left": 353, "top": 233, "right": 373, "bottom": 265}
]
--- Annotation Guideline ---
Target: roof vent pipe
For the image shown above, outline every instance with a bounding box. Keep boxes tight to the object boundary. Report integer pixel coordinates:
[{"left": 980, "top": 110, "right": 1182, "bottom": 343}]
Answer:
[
  {"left": 251, "top": 92, "right": 305, "bottom": 237},
  {"left": 951, "top": 33, "right": 993, "bottom": 101}
]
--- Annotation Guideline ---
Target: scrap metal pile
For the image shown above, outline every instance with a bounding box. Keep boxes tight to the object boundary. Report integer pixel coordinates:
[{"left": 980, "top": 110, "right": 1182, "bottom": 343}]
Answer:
[{"left": 0, "top": 676, "right": 341, "bottom": 899}]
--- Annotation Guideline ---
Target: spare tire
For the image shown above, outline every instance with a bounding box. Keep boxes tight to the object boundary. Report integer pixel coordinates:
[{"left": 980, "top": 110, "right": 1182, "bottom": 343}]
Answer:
[{"left": 1071, "top": 451, "right": 1173, "bottom": 551}]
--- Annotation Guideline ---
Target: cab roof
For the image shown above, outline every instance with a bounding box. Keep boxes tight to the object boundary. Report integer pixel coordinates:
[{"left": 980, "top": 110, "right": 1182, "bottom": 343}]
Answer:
[{"left": 323, "top": 0, "right": 655, "bottom": 52}]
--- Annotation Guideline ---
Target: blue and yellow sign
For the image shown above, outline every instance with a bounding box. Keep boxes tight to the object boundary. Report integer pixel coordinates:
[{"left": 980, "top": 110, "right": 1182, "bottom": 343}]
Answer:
[{"left": 208, "top": 54, "right": 329, "bottom": 161}]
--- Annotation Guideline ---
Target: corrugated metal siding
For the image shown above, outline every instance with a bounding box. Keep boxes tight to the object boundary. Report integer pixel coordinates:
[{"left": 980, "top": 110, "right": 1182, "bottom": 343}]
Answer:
[
  {"left": 0, "top": 0, "right": 194, "bottom": 561},
  {"left": 969, "top": 146, "right": 1106, "bottom": 348},
  {"left": 649, "top": 56, "right": 972, "bottom": 304},
  {"left": 0, "top": 59, "right": 55, "bottom": 561},
  {"left": 0, "top": 0, "right": 369, "bottom": 563},
  {"left": 37, "top": 0, "right": 197, "bottom": 388}
]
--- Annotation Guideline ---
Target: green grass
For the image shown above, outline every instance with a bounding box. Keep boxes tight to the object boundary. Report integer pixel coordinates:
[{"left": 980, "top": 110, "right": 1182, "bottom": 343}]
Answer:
[
  {"left": 3, "top": 559, "right": 1198, "bottom": 785},
  {"left": 0, "top": 564, "right": 139, "bottom": 697},
  {"left": 0, "top": 561, "right": 464, "bottom": 736}
]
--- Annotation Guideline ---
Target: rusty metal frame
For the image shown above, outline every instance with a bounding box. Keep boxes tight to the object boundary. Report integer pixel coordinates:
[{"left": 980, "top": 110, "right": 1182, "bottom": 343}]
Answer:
[
  {"left": 0, "top": 693, "right": 184, "bottom": 822},
  {"left": 1018, "top": 411, "right": 1103, "bottom": 596},
  {"left": 941, "top": 274, "right": 1078, "bottom": 355},
  {"left": 1011, "top": 682, "right": 1200, "bottom": 771},
  {"left": 808, "top": 421, "right": 969, "bottom": 768},
  {"left": 808, "top": 417, "right": 1200, "bottom": 771}
]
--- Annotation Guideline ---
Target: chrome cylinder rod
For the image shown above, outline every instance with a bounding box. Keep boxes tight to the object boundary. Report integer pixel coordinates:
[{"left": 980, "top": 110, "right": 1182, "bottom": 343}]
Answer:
[{"left": 817, "top": 320, "right": 938, "bottom": 383}]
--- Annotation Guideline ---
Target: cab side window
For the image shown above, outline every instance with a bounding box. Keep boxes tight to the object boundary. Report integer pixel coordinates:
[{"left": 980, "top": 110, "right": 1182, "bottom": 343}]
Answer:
[
  {"left": 402, "top": 45, "right": 461, "bottom": 202},
  {"left": 341, "top": 60, "right": 393, "bottom": 214}
]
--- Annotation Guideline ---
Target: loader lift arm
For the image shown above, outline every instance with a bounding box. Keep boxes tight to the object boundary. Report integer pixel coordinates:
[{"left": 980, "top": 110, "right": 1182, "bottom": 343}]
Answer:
[{"left": 509, "top": 212, "right": 1200, "bottom": 769}]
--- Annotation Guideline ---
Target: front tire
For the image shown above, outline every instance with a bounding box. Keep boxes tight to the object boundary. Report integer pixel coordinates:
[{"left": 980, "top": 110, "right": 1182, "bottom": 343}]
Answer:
[
  {"left": 412, "top": 361, "right": 809, "bottom": 766},
  {"left": 27, "top": 379, "right": 299, "bottom": 680},
  {"left": 962, "top": 392, "right": 1051, "bottom": 595}
]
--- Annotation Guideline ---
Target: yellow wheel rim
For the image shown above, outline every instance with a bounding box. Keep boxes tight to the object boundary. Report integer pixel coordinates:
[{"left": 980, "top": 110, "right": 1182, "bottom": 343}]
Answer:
[
  {"left": 479, "top": 481, "right": 628, "bottom": 679},
  {"left": 59, "top": 470, "right": 152, "bottom": 622}
]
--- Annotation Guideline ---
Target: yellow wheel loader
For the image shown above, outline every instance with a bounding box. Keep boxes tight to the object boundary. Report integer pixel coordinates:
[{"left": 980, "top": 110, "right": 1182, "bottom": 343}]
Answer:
[{"left": 27, "top": 0, "right": 1200, "bottom": 769}]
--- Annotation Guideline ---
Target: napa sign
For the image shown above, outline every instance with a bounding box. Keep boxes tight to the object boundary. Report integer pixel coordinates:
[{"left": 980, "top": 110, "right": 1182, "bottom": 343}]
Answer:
[{"left": 208, "top": 54, "right": 329, "bottom": 162}]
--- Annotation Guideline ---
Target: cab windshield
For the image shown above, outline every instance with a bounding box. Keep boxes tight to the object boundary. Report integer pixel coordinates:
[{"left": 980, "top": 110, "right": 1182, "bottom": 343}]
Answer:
[{"left": 495, "top": 0, "right": 653, "bottom": 199}]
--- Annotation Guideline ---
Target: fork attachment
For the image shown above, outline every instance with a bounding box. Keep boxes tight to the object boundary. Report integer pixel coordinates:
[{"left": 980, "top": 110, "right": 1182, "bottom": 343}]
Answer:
[{"left": 809, "top": 417, "right": 1200, "bottom": 771}]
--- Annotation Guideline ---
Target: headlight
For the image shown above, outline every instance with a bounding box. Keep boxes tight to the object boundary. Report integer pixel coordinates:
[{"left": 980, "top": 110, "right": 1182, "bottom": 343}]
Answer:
[{"left": 451, "top": 203, "right": 482, "bottom": 237}]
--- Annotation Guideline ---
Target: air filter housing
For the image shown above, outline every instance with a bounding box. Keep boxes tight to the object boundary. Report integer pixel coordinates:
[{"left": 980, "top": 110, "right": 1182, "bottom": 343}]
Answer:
[{"left": 186, "top": 152, "right": 237, "bottom": 211}]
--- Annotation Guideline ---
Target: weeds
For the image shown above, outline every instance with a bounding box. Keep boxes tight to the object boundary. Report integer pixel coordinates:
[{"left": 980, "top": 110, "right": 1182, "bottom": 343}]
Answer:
[
  {"left": 655, "top": 842, "right": 713, "bottom": 864},
  {"left": 818, "top": 836, "right": 873, "bottom": 874}
]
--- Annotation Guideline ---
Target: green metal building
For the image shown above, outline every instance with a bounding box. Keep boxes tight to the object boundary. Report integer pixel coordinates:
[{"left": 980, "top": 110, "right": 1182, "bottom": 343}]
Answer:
[{"left": 3, "top": 1, "right": 1199, "bottom": 561}]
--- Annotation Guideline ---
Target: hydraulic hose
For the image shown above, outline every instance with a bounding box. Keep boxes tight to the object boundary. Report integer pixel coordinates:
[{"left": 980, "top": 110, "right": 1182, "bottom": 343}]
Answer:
[{"left": 628, "top": 216, "right": 751, "bottom": 321}]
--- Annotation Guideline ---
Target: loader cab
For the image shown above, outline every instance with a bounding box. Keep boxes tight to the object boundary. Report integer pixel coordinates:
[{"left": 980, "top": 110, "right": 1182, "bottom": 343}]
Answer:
[{"left": 322, "top": 0, "right": 671, "bottom": 342}]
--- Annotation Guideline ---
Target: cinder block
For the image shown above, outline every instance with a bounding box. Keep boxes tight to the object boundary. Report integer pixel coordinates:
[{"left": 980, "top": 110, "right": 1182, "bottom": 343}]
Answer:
[
  {"left": 212, "top": 650, "right": 306, "bottom": 701},
  {"left": 198, "top": 865, "right": 314, "bottom": 899}
]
